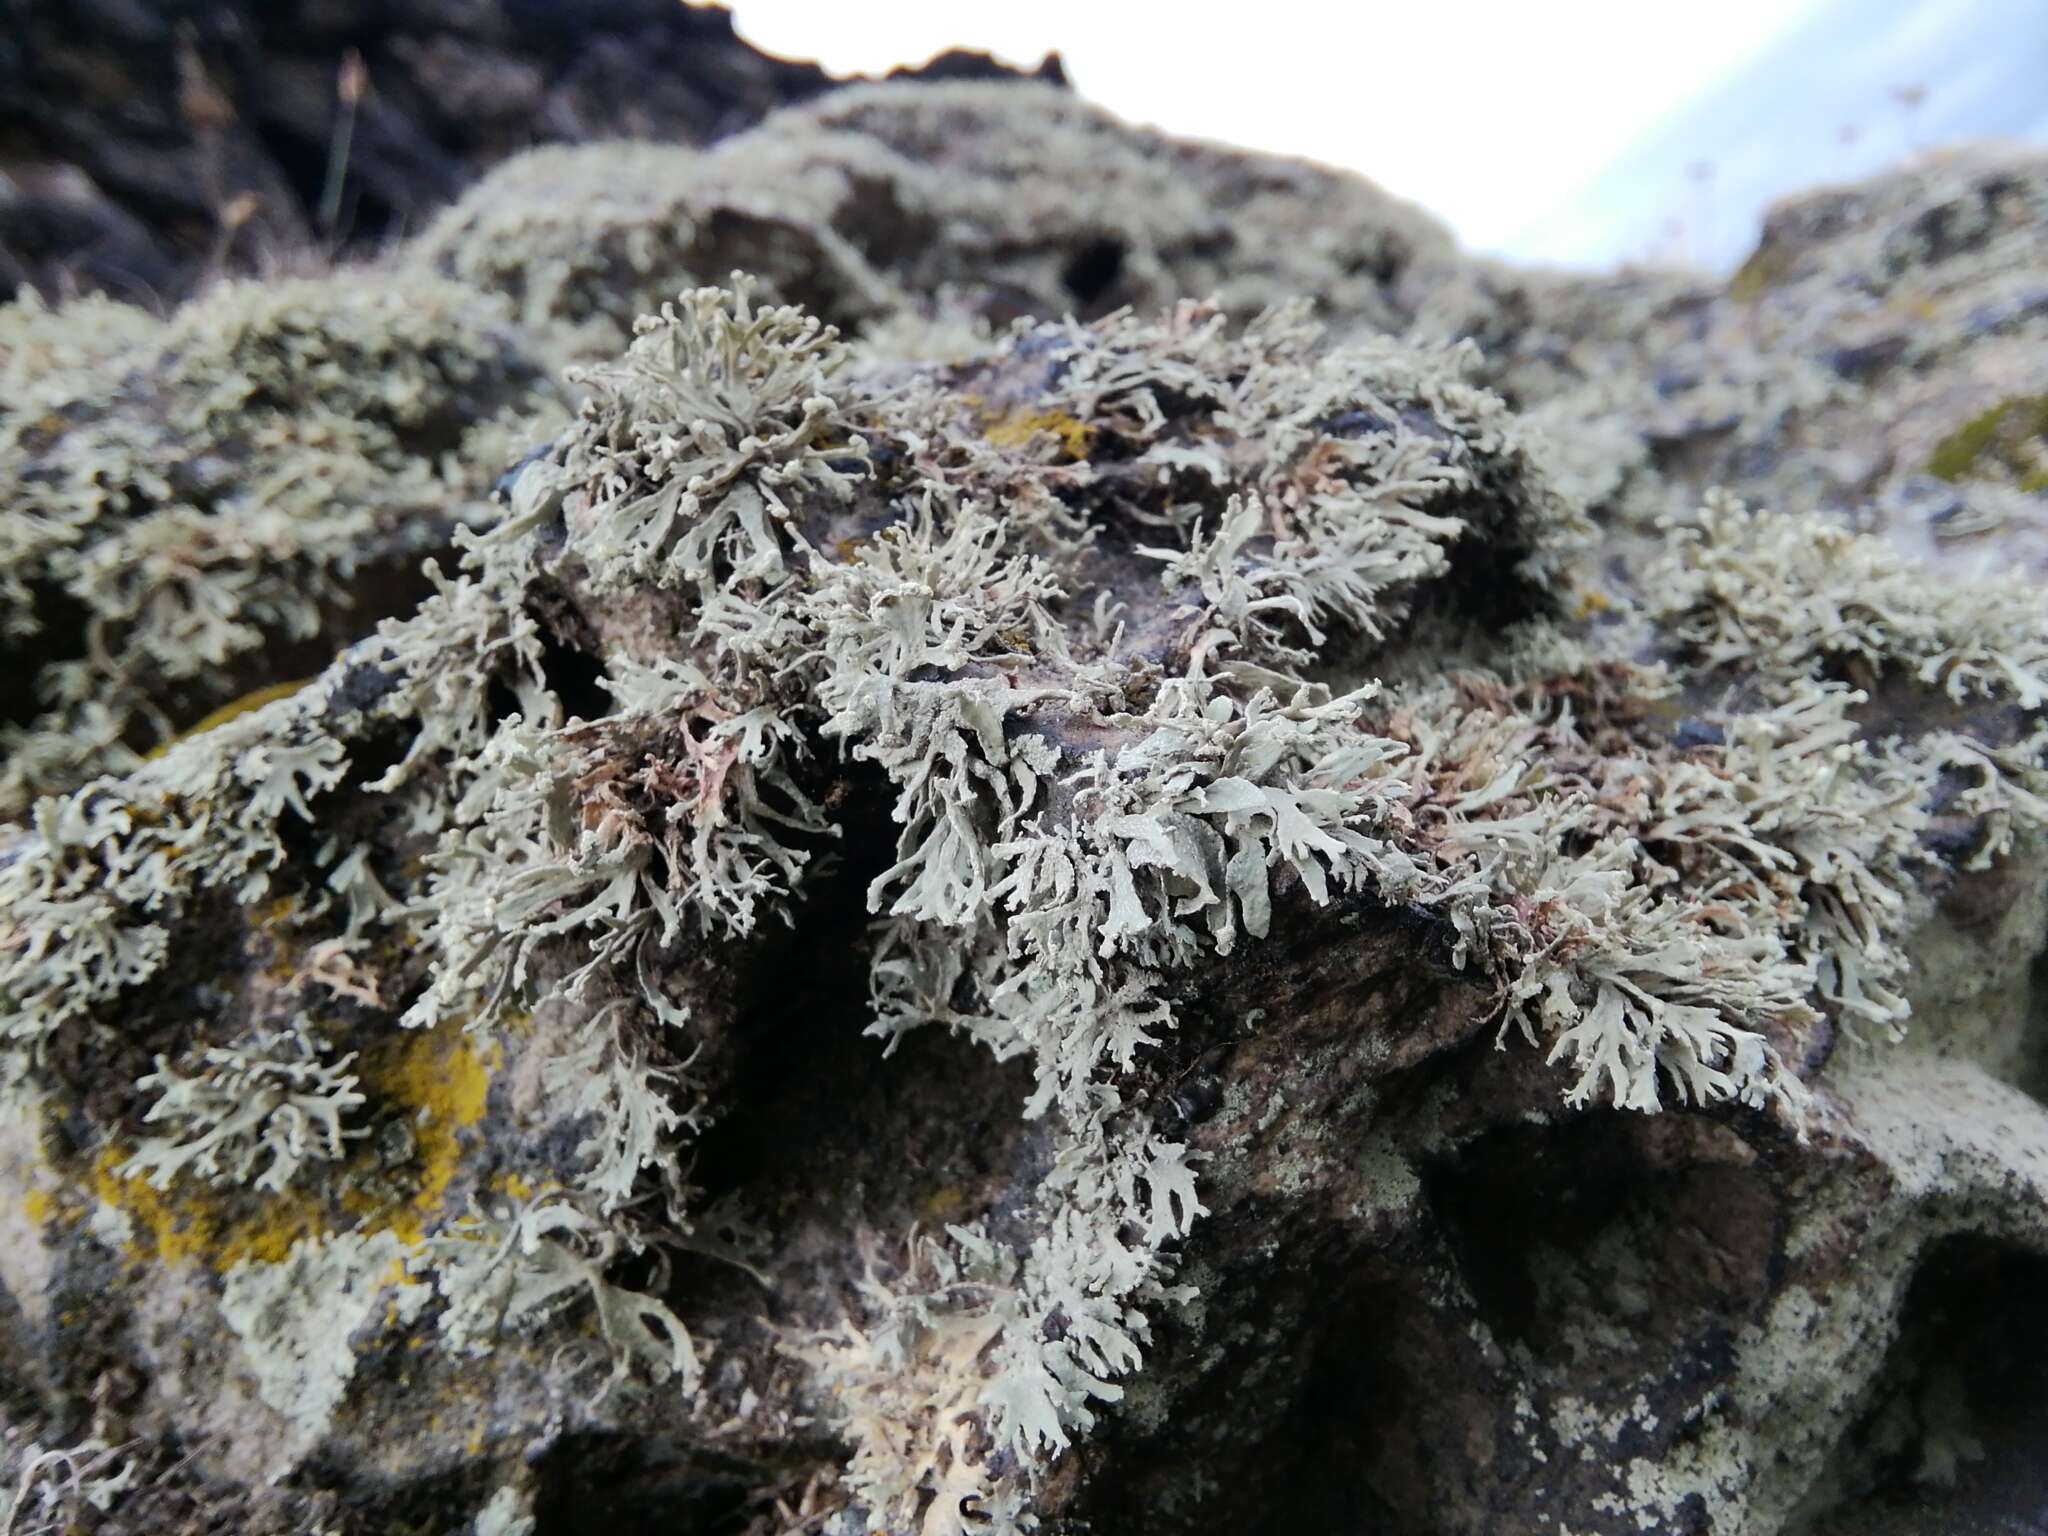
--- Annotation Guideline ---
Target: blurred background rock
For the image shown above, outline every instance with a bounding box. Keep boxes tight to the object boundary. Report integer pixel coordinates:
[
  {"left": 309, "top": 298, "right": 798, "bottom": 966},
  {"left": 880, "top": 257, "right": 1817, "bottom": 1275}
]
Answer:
[
  {"left": 0, "top": 0, "right": 1058, "bottom": 305},
  {"left": 735, "top": 0, "right": 2048, "bottom": 272},
  {"left": 7, "top": 0, "right": 2045, "bottom": 308}
]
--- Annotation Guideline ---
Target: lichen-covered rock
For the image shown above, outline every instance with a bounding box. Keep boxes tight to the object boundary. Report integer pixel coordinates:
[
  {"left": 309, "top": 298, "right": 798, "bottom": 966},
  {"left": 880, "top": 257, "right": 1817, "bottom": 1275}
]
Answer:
[
  {"left": 2, "top": 84, "right": 2047, "bottom": 1536},
  {"left": 0, "top": 271, "right": 566, "bottom": 813},
  {"left": 405, "top": 81, "right": 1452, "bottom": 364},
  {"left": 0, "top": 81, "right": 1453, "bottom": 817},
  {"left": 1429, "top": 146, "right": 2048, "bottom": 582}
]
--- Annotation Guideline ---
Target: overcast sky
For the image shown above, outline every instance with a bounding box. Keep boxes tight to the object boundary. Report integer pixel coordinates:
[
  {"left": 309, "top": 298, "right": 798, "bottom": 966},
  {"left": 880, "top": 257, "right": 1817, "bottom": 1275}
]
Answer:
[
  {"left": 1508, "top": 0, "right": 2048, "bottom": 267},
  {"left": 734, "top": 0, "right": 2048, "bottom": 272}
]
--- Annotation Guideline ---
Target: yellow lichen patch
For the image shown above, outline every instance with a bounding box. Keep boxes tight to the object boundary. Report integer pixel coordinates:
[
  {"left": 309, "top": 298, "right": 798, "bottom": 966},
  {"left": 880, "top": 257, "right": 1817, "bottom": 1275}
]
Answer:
[
  {"left": 1729, "top": 242, "right": 1795, "bottom": 303},
  {"left": 920, "top": 1183, "right": 972, "bottom": 1224},
  {"left": 86, "top": 1019, "right": 498, "bottom": 1268},
  {"left": 254, "top": 896, "right": 306, "bottom": 984},
  {"left": 980, "top": 407, "right": 1094, "bottom": 460},
  {"left": 90, "top": 1150, "right": 331, "bottom": 1270},
  {"left": 21, "top": 1187, "right": 56, "bottom": 1228},
  {"left": 145, "top": 678, "right": 317, "bottom": 760},
  {"left": 350, "top": 1020, "right": 499, "bottom": 1247},
  {"left": 493, "top": 1172, "right": 538, "bottom": 1202},
  {"left": 255, "top": 896, "right": 298, "bottom": 928}
]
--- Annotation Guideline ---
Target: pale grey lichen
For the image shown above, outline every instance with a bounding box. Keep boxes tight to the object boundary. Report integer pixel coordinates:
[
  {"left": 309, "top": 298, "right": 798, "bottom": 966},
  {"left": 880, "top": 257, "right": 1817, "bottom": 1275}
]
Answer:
[
  {"left": 537, "top": 996, "right": 703, "bottom": 1217},
  {"left": 218, "top": 1230, "right": 428, "bottom": 1480},
  {"left": 405, "top": 79, "right": 1452, "bottom": 370},
  {"left": 424, "top": 1195, "right": 699, "bottom": 1404},
  {"left": 3, "top": 248, "right": 2045, "bottom": 1536},
  {"left": 1382, "top": 661, "right": 1968, "bottom": 1116},
  {"left": 1651, "top": 490, "right": 2048, "bottom": 706},
  {"left": 560, "top": 278, "right": 869, "bottom": 599},
  {"left": 471, "top": 1484, "right": 539, "bottom": 1536},
  {"left": 0, "top": 1433, "right": 138, "bottom": 1536},
  {"left": 324, "top": 279, "right": 1598, "bottom": 1526},
  {"left": 122, "top": 1027, "right": 366, "bottom": 1194},
  {"left": 0, "top": 692, "right": 351, "bottom": 1096},
  {"left": 0, "top": 273, "right": 563, "bottom": 815}
]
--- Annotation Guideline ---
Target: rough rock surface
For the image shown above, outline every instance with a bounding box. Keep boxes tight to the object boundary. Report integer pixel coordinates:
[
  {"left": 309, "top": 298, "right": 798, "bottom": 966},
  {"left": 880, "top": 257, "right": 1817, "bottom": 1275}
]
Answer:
[
  {"left": 2, "top": 81, "right": 2047, "bottom": 1536},
  {"left": 1413, "top": 145, "right": 2048, "bottom": 580}
]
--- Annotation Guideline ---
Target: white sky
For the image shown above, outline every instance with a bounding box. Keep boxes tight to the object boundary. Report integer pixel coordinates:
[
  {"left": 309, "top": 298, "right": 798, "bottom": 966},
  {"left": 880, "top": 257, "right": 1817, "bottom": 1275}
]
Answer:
[{"left": 734, "top": 1, "right": 1824, "bottom": 263}]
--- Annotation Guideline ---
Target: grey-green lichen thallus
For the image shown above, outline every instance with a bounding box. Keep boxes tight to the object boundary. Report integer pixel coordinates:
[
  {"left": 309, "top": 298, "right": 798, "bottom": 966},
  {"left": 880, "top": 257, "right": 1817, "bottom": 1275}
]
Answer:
[{"left": 3, "top": 81, "right": 2047, "bottom": 1536}]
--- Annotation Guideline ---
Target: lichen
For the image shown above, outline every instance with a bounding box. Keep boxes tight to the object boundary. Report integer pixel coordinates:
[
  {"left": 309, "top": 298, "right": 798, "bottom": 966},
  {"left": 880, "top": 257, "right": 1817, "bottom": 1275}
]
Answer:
[
  {"left": 218, "top": 1228, "right": 429, "bottom": 1477},
  {"left": 0, "top": 273, "right": 564, "bottom": 814},
  {"left": 422, "top": 1195, "right": 698, "bottom": 1403},
  {"left": 89, "top": 1147, "right": 332, "bottom": 1271},
  {"left": 0, "top": 1434, "right": 137, "bottom": 1534},
  {"left": 84, "top": 1016, "right": 496, "bottom": 1271},
  {"left": 122, "top": 1027, "right": 367, "bottom": 1194},
  {"left": 3, "top": 122, "right": 2047, "bottom": 1535},
  {"left": 1649, "top": 489, "right": 2048, "bottom": 707}
]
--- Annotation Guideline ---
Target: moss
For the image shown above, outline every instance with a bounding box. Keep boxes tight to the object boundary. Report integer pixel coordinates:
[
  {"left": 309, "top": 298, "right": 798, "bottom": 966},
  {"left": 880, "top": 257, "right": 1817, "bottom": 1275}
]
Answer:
[{"left": 1926, "top": 394, "right": 2048, "bottom": 491}]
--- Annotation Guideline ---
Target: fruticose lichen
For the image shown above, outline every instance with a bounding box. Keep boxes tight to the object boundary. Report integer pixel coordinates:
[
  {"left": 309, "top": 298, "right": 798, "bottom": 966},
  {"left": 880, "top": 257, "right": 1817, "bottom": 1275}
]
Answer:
[
  {"left": 0, "top": 272, "right": 564, "bottom": 815},
  {"left": 122, "top": 1027, "right": 367, "bottom": 1195},
  {"left": 3, "top": 80, "right": 2047, "bottom": 1536}
]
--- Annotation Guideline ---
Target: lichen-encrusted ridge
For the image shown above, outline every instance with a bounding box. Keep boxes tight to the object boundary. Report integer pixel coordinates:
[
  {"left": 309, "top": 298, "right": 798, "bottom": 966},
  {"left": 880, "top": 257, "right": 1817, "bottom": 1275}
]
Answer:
[{"left": 2, "top": 251, "right": 2045, "bottom": 1535}]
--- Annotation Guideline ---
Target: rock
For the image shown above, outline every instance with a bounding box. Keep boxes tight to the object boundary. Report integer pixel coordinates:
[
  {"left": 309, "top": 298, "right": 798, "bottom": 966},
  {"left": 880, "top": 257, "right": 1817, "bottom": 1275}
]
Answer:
[
  {"left": 1425, "top": 146, "right": 2048, "bottom": 581},
  {"left": 1, "top": 81, "right": 2046, "bottom": 1536},
  {"left": 0, "top": 270, "right": 565, "bottom": 815},
  {"left": 0, "top": 1, "right": 1060, "bottom": 306}
]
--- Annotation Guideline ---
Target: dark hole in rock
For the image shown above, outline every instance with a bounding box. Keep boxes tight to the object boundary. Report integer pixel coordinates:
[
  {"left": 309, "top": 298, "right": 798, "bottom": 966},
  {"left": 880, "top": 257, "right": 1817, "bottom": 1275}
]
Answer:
[
  {"left": 1072, "top": 1248, "right": 1516, "bottom": 1536},
  {"left": 485, "top": 610, "right": 612, "bottom": 732},
  {"left": 833, "top": 172, "right": 942, "bottom": 280},
  {"left": 683, "top": 764, "right": 1037, "bottom": 1305},
  {"left": 1794, "top": 1238, "right": 2048, "bottom": 1536},
  {"left": 535, "top": 628, "right": 614, "bottom": 727},
  {"left": 1420, "top": 1113, "right": 1779, "bottom": 1371},
  {"left": 1061, "top": 237, "right": 1127, "bottom": 311},
  {"left": 1109, "top": 1113, "right": 1781, "bottom": 1534},
  {"left": 526, "top": 1431, "right": 750, "bottom": 1536},
  {"left": 1241, "top": 1264, "right": 1449, "bottom": 1535}
]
